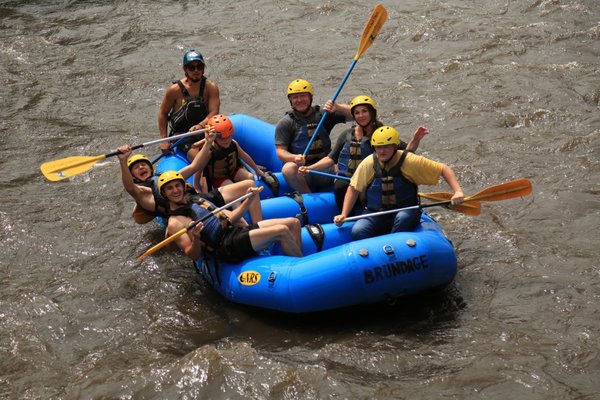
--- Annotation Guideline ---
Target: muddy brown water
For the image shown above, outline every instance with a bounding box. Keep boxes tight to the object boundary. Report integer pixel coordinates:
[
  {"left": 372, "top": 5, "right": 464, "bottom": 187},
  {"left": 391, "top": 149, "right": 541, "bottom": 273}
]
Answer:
[{"left": 1, "top": 1, "right": 598, "bottom": 398}]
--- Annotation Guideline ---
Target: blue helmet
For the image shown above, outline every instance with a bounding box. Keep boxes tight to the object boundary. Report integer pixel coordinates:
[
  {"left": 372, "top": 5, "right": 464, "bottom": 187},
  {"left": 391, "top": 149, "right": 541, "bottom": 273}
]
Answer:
[{"left": 183, "top": 50, "right": 205, "bottom": 66}]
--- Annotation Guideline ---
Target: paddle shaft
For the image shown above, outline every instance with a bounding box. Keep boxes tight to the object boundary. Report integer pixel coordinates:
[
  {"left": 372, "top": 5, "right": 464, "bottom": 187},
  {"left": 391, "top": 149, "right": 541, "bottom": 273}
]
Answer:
[
  {"left": 343, "top": 178, "right": 533, "bottom": 221},
  {"left": 110, "top": 128, "right": 206, "bottom": 158},
  {"left": 302, "top": 60, "right": 358, "bottom": 156},
  {"left": 344, "top": 201, "right": 451, "bottom": 222},
  {"left": 302, "top": 5, "right": 387, "bottom": 156},
  {"left": 150, "top": 132, "right": 202, "bottom": 164},
  {"left": 307, "top": 169, "right": 350, "bottom": 181},
  {"left": 42, "top": 128, "right": 207, "bottom": 176}
]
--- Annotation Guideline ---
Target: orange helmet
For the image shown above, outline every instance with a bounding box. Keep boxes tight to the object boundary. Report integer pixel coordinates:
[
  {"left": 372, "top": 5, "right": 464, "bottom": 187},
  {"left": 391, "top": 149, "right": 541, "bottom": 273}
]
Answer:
[{"left": 209, "top": 114, "right": 234, "bottom": 138}]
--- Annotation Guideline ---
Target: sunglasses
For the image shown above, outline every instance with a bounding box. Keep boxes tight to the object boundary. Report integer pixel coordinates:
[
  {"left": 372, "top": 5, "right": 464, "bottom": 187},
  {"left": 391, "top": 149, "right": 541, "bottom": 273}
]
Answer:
[{"left": 186, "top": 64, "right": 204, "bottom": 71}]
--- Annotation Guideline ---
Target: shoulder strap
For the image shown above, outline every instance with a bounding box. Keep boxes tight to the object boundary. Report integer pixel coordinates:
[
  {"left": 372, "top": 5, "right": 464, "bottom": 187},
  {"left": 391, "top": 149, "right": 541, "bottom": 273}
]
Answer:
[
  {"left": 199, "top": 76, "right": 206, "bottom": 97},
  {"left": 398, "top": 150, "right": 409, "bottom": 167},
  {"left": 175, "top": 80, "right": 192, "bottom": 100},
  {"left": 373, "top": 153, "right": 383, "bottom": 177}
]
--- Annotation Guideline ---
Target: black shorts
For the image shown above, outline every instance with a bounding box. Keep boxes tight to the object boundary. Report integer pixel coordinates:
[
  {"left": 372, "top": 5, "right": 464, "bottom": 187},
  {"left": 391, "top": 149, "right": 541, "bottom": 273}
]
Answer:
[{"left": 217, "top": 223, "right": 259, "bottom": 264}]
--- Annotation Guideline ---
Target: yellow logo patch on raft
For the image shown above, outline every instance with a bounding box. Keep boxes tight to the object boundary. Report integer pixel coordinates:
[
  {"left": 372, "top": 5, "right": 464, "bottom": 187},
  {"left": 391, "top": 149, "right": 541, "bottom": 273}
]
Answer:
[{"left": 238, "top": 271, "right": 261, "bottom": 286}]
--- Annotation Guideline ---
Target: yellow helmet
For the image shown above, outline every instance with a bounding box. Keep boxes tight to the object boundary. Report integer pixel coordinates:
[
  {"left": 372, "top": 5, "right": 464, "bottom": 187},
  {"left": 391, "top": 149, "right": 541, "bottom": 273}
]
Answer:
[
  {"left": 349, "top": 95, "right": 377, "bottom": 114},
  {"left": 127, "top": 154, "right": 153, "bottom": 172},
  {"left": 157, "top": 170, "right": 185, "bottom": 193},
  {"left": 287, "top": 79, "right": 313, "bottom": 96},
  {"left": 371, "top": 126, "right": 401, "bottom": 147}
]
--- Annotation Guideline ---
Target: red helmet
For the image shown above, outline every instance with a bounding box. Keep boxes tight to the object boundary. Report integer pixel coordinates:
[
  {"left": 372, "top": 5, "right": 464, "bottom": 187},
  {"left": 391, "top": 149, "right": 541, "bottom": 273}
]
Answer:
[{"left": 209, "top": 114, "right": 234, "bottom": 138}]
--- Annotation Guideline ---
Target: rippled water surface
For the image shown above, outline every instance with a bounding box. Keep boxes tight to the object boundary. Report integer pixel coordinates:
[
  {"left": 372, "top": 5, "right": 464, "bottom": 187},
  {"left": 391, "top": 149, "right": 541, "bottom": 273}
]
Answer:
[{"left": 1, "top": 0, "right": 599, "bottom": 398}]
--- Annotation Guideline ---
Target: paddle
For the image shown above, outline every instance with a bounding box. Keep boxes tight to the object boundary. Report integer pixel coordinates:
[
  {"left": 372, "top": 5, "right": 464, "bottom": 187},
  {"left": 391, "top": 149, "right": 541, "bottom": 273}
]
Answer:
[
  {"left": 340, "top": 178, "right": 533, "bottom": 223},
  {"left": 302, "top": 4, "right": 388, "bottom": 156},
  {"left": 138, "top": 187, "right": 263, "bottom": 261},
  {"left": 307, "top": 169, "right": 350, "bottom": 181},
  {"left": 415, "top": 192, "right": 482, "bottom": 216},
  {"left": 306, "top": 170, "right": 481, "bottom": 215},
  {"left": 343, "top": 200, "right": 480, "bottom": 222},
  {"left": 40, "top": 128, "right": 207, "bottom": 182},
  {"left": 418, "top": 178, "right": 533, "bottom": 203},
  {"left": 150, "top": 134, "right": 197, "bottom": 165}
]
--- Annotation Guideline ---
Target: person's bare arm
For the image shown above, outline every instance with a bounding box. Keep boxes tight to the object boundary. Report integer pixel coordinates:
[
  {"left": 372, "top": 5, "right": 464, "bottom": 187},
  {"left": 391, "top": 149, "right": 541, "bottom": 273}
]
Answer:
[
  {"left": 180, "top": 129, "right": 216, "bottom": 179},
  {"left": 117, "top": 145, "right": 146, "bottom": 201},
  {"left": 227, "top": 187, "right": 261, "bottom": 224},
  {"left": 441, "top": 165, "right": 464, "bottom": 205},
  {"left": 333, "top": 185, "right": 360, "bottom": 226},
  {"left": 158, "top": 85, "right": 179, "bottom": 152},
  {"left": 405, "top": 126, "right": 429, "bottom": 152},
  {"left": 237, "top": 142, "right": 265, "bottom": 177},
  {"left": 170, "top": 218, "right": 203, "bottom": 260}
]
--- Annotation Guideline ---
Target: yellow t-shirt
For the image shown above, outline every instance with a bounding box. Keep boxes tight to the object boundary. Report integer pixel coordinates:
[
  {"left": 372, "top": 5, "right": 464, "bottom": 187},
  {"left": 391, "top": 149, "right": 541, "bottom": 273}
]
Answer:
[{"left": 350, "top": 151, "right": 445, "bottom": 192}]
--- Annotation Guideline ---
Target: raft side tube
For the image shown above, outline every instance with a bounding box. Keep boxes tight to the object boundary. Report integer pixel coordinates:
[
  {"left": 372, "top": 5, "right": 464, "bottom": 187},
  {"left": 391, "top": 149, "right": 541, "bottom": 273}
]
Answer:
[
  {"left": 201, "top": 215, "right": 457, "bottom": 313},
  {"left": 245, "top": 192, "right": 339, "bottom": 225},
  {"left": 229, "top": 114, "right": 282, "bottom": 173}
]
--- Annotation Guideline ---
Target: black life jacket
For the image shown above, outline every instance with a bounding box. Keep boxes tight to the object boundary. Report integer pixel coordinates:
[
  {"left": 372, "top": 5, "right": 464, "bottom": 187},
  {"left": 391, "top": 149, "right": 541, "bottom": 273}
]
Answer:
[{"left": 168, "top": 77, "right": 208, "bottom": 134}]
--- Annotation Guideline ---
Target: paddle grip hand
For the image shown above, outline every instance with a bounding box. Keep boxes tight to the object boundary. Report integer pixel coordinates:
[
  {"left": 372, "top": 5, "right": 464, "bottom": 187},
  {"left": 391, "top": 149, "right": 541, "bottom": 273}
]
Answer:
[
  {"left": 450, "top": 190, "right": 464, "bottom": 205},
  {"left": 116, "top": 145, "right": 132, "bottom": 160},
  {"left": 160, "top": 143, "right": 173, "bottom": 155},
  {"left": 292, "top": 154, "right": 306, "bottom": 167},
  {"left": 333, "top": 214, "right": 346, "bottom": 227},
  {"left": 188, "top": 221, "right": 204, "bottom": 240},
  {"left": 298, "top": 166, "right": 309, "bottom": 175}
]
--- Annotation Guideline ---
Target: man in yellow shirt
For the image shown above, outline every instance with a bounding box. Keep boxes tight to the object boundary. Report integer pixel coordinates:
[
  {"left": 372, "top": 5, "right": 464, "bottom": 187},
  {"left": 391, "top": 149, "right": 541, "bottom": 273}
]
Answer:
[{"left": 333, "top": 126, "right": 464, "bottom": 240}]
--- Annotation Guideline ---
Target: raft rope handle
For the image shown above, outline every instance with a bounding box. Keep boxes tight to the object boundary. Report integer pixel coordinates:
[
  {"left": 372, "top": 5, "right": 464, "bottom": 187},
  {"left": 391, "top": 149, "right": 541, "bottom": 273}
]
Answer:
[{"left": 305, "top": 224, "right": 325, "bottom": 252}]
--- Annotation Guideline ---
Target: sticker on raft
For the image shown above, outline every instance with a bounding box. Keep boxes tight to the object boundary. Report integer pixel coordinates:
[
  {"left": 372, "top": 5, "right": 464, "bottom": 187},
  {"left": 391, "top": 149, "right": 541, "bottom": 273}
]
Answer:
[
  {"left": 238, "top": 271, "right": 261, "bottom": 286},
  {"left": 364, "top": 255, "right": 429, "bottom": 284}
]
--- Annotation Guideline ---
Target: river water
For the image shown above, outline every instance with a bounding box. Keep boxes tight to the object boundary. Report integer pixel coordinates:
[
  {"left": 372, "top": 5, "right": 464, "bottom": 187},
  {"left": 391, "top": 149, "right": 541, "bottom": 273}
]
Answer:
[{"left": 1, "top": 0, "right": 599, "bottom": 399}]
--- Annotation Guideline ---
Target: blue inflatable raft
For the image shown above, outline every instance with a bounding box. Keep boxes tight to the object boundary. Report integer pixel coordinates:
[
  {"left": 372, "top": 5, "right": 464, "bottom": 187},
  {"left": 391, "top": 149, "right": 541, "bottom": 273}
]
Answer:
[
  {"left": 155, "top": 114, "right": 458, "bottom": 313},
  {"left": 197, "top": 213, "right": 457, "bottom": 313}
]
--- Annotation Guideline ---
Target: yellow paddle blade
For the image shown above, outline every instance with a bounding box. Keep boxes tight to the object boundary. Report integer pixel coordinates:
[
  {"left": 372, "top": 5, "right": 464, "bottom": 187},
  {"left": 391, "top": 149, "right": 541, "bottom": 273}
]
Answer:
[
  {"left": 40, "top": 155, "right": 107, "bottom": 182},
  {"left": 138, "top": 227, "right": 187, "bottom": 261},
  {"left": 466, "top": 178, "right": 533, "bottom": 202},
  {"left": 419, "top": 192, "right": 482, "bottom": 216},
  {"left": 355, "top": 4, "right": 388, "bottom": 60}
]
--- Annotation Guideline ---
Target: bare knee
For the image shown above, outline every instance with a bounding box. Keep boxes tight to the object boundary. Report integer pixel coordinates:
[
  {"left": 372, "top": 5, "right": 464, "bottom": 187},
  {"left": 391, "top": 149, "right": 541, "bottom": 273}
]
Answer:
[
  {"left": 268, "top": 224, "right": 293, "bottom": 240},
  {"left": 236, "top": 169, "right": 254, "bottom": 182},
  {"left": 286, "top": 217, "right": 301, "bottom": 232},
  {"left": 281, "top": 162, "right": 299, "bottom": 177}
]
